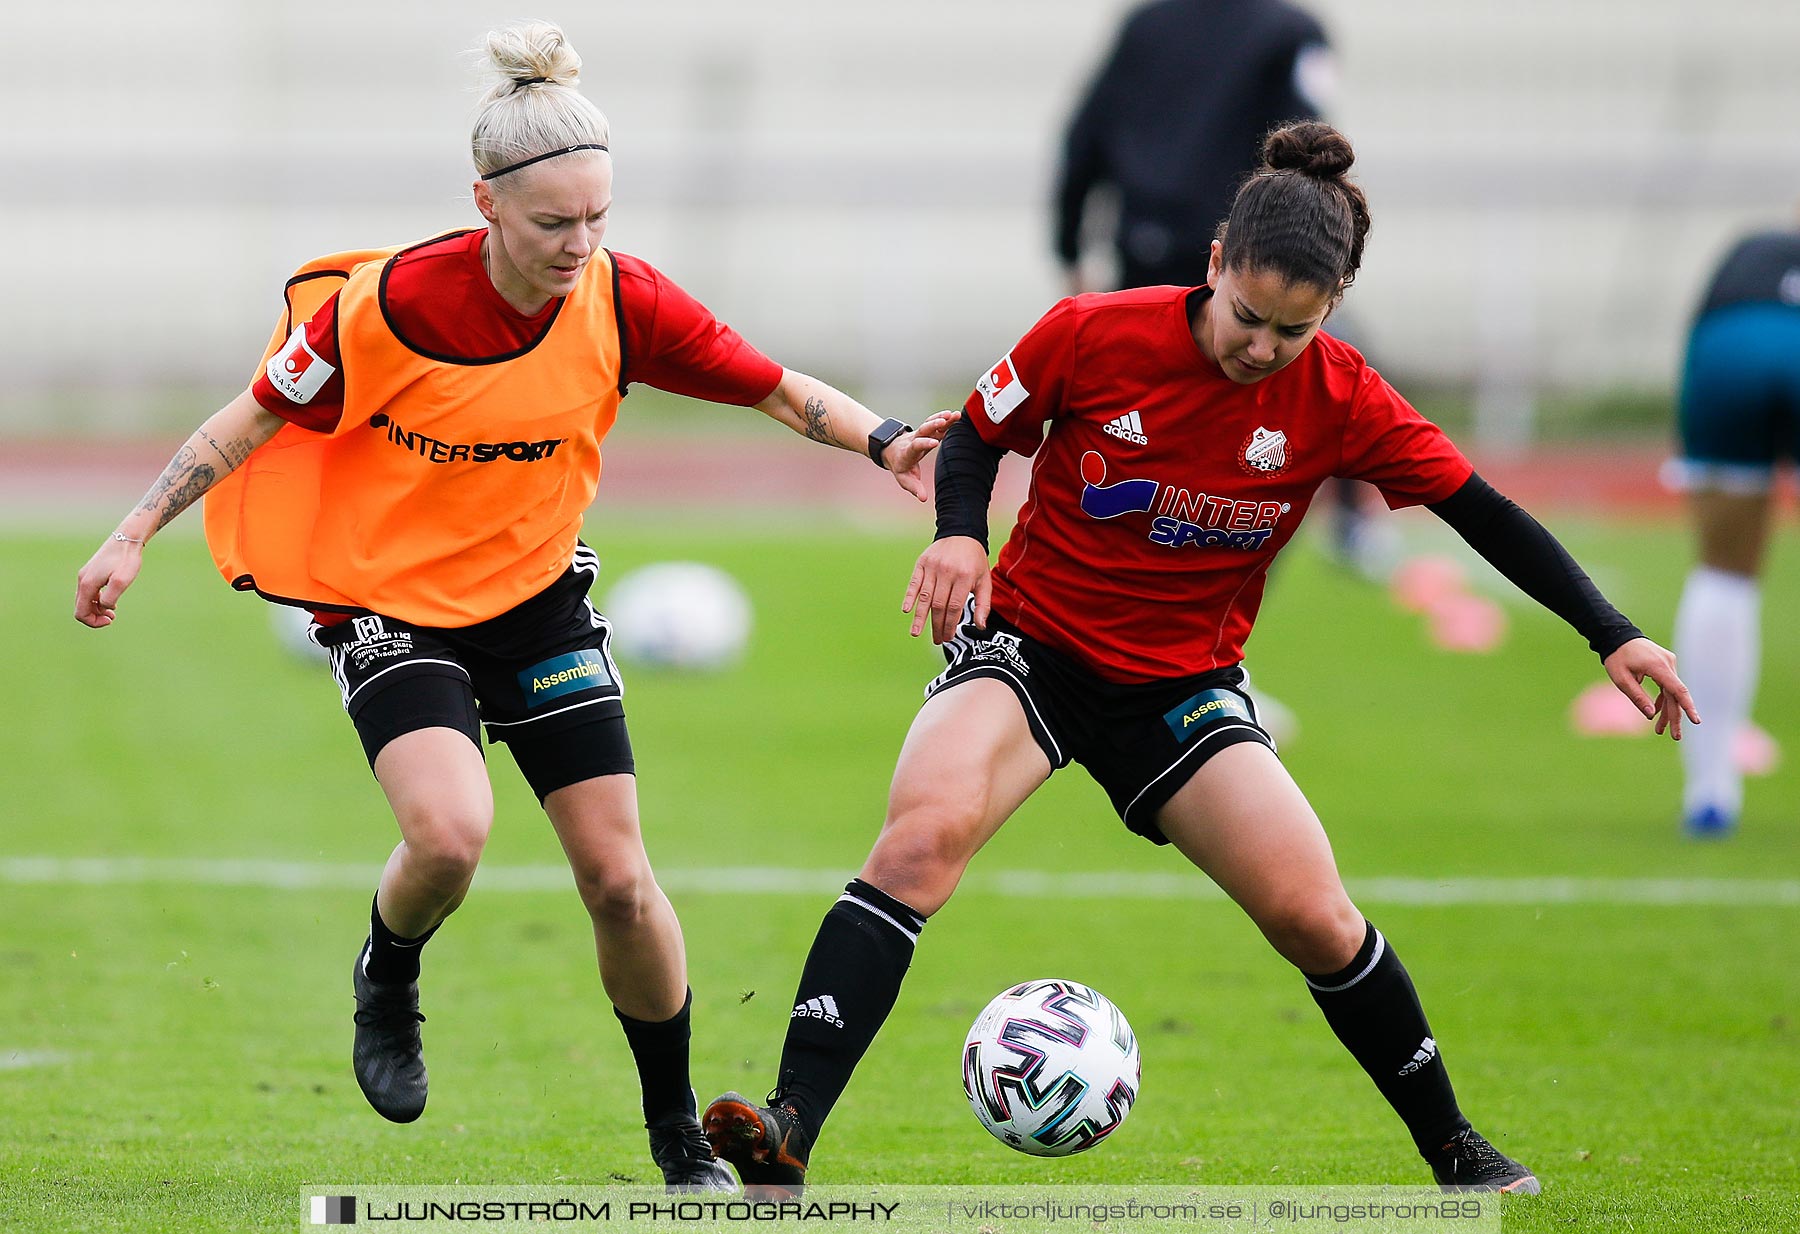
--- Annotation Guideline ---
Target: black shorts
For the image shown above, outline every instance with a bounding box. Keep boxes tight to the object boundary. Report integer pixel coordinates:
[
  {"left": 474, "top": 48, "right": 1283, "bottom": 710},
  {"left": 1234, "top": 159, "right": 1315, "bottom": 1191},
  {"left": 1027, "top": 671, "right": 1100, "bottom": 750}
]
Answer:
[
  {"left": 313, "top": 546, "right": 633, "bottom": 801},
  {"left": 926, "top": 606, "right": 1275, "bottom": 844}
]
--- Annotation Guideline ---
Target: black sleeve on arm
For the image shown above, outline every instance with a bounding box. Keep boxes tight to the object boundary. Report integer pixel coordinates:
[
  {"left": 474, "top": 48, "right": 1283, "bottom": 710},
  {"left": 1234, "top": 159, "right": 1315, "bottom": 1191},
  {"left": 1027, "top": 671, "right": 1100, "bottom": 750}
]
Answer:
[
  {"left": 1428, "top": 471, "right": 1644, "bottom": 659},
  {"left": 933, "top": 414, "right": 1006, "bottom": 551}
]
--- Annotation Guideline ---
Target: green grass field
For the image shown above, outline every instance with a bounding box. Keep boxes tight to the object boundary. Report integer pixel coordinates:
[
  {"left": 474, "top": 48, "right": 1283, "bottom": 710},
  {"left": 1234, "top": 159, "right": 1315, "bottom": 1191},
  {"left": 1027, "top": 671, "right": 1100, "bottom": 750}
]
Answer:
[{"left": 3, "top": 517, "right": 1796, "bottom": 1232}]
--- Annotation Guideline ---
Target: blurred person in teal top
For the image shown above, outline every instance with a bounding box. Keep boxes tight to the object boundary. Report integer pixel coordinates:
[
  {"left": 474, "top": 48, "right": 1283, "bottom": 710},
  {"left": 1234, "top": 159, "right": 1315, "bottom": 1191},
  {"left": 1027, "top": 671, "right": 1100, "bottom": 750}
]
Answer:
[{"left": 1667, "top": 210, "right": 1800, "bottom": 838}]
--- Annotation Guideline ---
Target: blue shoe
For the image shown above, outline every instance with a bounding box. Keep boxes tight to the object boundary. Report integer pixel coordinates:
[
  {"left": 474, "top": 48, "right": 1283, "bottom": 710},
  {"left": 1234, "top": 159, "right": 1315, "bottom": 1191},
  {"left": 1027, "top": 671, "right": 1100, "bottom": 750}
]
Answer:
[{"left": 1683, "top": 805, "right": 1737, "bottom": 839}]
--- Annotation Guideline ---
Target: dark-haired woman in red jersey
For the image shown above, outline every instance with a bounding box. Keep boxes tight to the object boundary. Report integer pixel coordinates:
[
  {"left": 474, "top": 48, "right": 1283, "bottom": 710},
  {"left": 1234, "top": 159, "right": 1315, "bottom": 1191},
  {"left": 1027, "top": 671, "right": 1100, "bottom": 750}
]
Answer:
[{"left": 706, "top": 121, "right": 1696, "bottom": 1196}]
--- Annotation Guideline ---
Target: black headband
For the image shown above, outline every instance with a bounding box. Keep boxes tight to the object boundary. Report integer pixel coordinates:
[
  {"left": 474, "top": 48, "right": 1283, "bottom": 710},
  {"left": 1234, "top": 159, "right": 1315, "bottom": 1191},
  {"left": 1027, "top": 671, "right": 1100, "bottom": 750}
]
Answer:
[{"left": 479, "top": 143, "right": 610, "bottom": 181}]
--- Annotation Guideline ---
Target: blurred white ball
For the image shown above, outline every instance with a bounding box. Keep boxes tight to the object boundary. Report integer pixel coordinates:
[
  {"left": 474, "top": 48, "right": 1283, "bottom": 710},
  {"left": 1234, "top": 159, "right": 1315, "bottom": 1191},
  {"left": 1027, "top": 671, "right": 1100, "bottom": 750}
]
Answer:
[
  {"left": 269, "top": 604, "right": 328, "bottom": 664},
  {"left": 1246, "top": 687, "right": 1299, "bottom": 748},
  {"left": 604, "top": 562, "right": 753, "bottom": 671}
]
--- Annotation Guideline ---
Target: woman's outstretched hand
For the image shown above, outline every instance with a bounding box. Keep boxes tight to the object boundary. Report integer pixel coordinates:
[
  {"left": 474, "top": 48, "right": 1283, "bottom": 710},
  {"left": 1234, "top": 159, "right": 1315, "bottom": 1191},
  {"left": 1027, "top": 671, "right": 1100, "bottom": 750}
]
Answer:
[{"left": 1602, "top": 636, "right": 1700, "bottom": 740}]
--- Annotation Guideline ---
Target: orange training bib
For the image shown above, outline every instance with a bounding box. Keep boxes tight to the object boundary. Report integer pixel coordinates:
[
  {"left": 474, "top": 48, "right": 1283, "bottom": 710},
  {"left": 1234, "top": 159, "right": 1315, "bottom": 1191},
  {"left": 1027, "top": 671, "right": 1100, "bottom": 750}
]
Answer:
[{"left": 204, "top": 234, "right": 623, "bottom": 626}]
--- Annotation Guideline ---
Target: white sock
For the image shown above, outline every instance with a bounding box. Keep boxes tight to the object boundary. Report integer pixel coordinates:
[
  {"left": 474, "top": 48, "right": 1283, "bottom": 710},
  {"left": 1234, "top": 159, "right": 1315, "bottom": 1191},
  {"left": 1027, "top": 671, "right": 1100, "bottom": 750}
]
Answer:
[{"left": 1673, "top": 566, "right": 1760, "bottom": 818}]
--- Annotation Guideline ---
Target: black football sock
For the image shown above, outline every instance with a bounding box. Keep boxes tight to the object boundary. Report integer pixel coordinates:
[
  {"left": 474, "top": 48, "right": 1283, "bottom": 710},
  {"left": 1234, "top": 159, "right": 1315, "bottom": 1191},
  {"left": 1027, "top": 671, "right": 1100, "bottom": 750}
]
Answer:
[
  {"left": 1305, "top": 920, "right": 1471, "bottom": 1154},
  {"left": 363, "top": 894, "right": 438, "bottom": 985},
  {"left": 773, "top": 879, "right": 927, "bottom": 1144},
  {"left": 616, "top": 988, "right": 697, "bottom": 1127}
]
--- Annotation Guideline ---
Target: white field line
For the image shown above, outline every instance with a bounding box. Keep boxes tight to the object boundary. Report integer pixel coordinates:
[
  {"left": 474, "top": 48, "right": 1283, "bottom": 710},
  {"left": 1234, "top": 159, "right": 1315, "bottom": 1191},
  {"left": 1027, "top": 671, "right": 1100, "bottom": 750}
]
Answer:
[
  {"left": 2, "top": 857, "right": 1797, "bottom": 907},
  {"left": 0, "top": 1049, "right": 75, "bottom": 1071}
]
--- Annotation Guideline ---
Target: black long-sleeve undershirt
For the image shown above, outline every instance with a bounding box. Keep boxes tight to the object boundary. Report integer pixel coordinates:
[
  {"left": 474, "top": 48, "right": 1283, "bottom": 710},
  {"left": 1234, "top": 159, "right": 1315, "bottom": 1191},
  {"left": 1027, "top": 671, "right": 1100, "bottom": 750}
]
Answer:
[
  {"left": 1427, "top": 471, "right": 1642, "bottom": 658},
  {"left": 934, "top": 425, "right": 1643, "bottom": 661},
  {"left": 933, "top": 414, "right": 1006, "bottom": 551}
]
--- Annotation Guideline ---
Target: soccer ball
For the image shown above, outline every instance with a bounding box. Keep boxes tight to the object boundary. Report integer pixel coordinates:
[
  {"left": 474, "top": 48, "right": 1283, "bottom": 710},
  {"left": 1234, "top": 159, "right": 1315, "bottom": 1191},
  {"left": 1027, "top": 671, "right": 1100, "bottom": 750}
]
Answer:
[
  {"left": 962, "top": 979, "right": 1140, "bottom": 1157},
  {"left": 603, "top": 561, "right": 753, "bottom": 671}
]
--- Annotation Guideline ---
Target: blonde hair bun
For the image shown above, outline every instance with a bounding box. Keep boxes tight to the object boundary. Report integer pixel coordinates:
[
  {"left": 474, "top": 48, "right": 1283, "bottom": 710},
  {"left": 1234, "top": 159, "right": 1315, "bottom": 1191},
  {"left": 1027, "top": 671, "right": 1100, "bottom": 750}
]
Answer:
[
  {"left": 471, "top": 21, "right": 610, "bottom": 182},
  {"left": 479, "top": 21, "right": 583, "bottom": 101}
]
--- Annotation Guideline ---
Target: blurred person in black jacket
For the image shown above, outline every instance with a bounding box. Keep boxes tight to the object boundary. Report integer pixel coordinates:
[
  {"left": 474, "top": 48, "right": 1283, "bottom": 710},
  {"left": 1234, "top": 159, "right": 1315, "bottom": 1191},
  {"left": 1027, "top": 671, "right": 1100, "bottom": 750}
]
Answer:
[{"left": 1055, "top": 0, "right": 1335, "bottom": 294}]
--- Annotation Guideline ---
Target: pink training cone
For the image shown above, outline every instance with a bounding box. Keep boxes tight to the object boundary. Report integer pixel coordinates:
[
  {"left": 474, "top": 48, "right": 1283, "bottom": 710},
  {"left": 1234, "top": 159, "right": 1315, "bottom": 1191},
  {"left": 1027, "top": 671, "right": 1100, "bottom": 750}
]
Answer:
[
  {"left": 1568, "top": 685, "right": 1780, "bottom": 765},
  {"left": 1425, "top": 592, "right": 1507, "bottom": 653},
  {"left": 1735, "top": 723, "right": 1781, "bottom": 777},
  {"left": 1389, "top": 554, "right": 1469, "bottom": 614},
  {"left": 1569, "top": 681, "right": 1650, "bottom": 737}
]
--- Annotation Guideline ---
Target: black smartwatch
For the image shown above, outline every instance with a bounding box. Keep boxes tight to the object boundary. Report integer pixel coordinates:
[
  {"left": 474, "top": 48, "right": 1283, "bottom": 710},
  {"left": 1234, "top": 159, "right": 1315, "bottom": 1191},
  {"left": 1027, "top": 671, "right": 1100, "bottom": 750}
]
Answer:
[{"left": 866, "top": 417, "right": 912, "bottom": 468}]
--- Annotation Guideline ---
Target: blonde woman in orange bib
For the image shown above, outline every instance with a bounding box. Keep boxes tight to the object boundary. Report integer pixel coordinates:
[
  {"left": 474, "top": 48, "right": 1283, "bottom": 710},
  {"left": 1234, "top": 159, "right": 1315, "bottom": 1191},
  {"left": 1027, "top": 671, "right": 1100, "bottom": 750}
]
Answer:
[{"left": 74, "top": 20, "right": 951, "bottom": 1190}]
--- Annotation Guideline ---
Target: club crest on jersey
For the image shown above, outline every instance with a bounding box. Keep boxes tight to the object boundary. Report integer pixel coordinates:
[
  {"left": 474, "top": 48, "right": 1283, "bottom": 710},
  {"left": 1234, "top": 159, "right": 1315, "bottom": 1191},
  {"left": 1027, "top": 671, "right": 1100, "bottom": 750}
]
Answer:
[
  {"left": 976, "top": 353, "right": 1028, "bottom": 424},
  {"left": 1079, "top": 451, "right": 1290, "bottom": 551},
  {"left": 267, "top": 325, "right": 335, "bottom": 404},
  {"left": 1238, "top": 426, "right": 1290, "bottom": 475}
]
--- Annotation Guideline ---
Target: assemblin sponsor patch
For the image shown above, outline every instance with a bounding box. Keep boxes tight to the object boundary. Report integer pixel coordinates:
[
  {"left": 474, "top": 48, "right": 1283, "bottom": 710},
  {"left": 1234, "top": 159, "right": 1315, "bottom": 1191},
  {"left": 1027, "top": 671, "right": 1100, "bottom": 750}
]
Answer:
[
  {"left": 1162, "top": 688, "right": 1253, "bottom": 741},
  {"left": 518, "top": 649, "right": 612, "bottom": 707}
]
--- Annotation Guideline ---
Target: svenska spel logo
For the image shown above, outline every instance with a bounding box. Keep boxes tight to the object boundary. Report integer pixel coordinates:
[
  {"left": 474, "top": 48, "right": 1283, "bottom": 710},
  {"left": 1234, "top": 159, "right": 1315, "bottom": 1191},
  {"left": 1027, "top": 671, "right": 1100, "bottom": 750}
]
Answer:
[
  {"left": 309, "top": 1195, "right": 356, "bottom": 1225},
  {"left": 266, "top": 324, "right": 336, "bottom": 403},
  {"left": 976, "top": 353, "right": 1028, "bottom": 423},
  {"left": 283, "top": 342, "right": 316, "bottom": 380}
]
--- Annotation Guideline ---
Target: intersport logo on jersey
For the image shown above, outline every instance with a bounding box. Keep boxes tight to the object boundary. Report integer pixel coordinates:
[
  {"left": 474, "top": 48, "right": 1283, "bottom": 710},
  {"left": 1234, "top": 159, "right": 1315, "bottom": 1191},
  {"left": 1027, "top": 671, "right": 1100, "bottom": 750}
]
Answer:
[
  {"left": 366, "top": 412, "right": 567, "bottom": 464},
  {"left": 1077, "top": 450, "right": 1291, "bottom": 551}
]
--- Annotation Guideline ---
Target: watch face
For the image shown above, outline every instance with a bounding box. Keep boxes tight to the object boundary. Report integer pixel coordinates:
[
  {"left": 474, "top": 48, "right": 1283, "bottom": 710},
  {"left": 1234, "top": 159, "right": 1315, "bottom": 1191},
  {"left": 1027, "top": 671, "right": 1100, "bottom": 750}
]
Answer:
[{"left": 870, "top": 419, "right": 906, "bottom": 464}]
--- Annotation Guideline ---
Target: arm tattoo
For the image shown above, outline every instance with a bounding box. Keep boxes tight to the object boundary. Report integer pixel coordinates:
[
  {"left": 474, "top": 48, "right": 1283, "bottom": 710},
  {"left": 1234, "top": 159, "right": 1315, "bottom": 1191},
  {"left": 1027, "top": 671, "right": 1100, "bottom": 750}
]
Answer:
[
  {"left": 158, "top": 465, "right": 217, "bottom": 530},
  {"left": 133, "top": 443, "right": 219, "bottom": 531},
  {"left": 196, "top": 429, "right": 256, "bottom": 469},
  {"left": 134, "top": 445, "right": 195, "bottom": 515},
  {"left": 801, "top": 395, "right": 832, "bottom": 444}
]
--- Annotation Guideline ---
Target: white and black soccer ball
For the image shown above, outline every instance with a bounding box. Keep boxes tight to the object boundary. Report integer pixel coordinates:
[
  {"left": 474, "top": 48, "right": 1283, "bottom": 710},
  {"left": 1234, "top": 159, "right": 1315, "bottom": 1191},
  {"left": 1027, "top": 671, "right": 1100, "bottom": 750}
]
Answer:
[
  {"left": 962, "top": 979, "right": 1141, "bottom": 1157},
  {"left": 603, "top": 561, "right": 753, "bottom": 672}
]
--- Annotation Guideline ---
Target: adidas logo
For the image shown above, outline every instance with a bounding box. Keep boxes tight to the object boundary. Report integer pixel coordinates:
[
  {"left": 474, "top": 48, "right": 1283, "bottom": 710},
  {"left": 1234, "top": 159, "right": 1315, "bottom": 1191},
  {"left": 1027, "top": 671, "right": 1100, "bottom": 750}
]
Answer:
[
  {"left": 1102, "top": 410, "right": 1148, "bottom": 445},
  {"left": 792, "top": 995, "right": 844, "bottom": 1028},
  {"left": 1398, "top": 1036, "right": 1438, "bottom": 1077}
]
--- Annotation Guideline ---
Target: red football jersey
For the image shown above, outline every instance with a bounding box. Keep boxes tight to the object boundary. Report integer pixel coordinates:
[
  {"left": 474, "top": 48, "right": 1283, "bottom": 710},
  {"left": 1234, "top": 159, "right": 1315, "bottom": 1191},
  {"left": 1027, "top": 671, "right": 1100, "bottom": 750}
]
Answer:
[
  {"left": 252, "top": 230, "right": 782, "bottom": 428},
  {"left": 966, "top": 286, "right": 1472, "bottom": 682}
]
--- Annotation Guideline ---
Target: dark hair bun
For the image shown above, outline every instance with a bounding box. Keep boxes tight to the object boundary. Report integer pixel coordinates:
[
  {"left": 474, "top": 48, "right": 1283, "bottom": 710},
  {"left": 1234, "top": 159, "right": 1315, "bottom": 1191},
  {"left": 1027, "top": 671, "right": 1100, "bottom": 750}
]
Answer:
[{"left": 1262, "top": 121, "right": 1355, "bottom": 179}]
